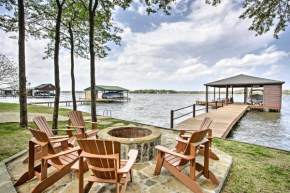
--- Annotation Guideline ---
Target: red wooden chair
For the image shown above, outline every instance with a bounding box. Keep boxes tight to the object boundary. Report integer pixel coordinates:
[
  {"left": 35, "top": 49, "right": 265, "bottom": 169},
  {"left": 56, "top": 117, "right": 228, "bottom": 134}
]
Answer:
[
  {"left": 34, "top": 116, "right": 76, "bottom": 147},
  {"left": 154, "top": 129, "right": 219, "bottom": 193},
  {"left": 177, "top": 117, "right": 219, "bottom": 160},
  {"left": 23, "top": 116, "right": 77, "bottom": 163},
  {"left": 77, "top": 139, "right": 138, "bottom": 193},
  {"left": 15, "top": 128, "right": 80, "bottom": 193},
  {"left": 67, "top": 111, "right": 99, "bottom": 138}
]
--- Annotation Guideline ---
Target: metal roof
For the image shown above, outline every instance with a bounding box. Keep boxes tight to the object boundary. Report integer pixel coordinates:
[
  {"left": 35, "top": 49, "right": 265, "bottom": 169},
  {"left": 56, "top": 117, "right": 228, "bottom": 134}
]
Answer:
[
  {"left": 84, "top": 85, "right": 129, "bottom": 91},
  {"left": 35, "top": 84, "right": 55, "bottom": 89},
  {"left": 0, "top": 87, "right": 15, "bottom": 91},
  {"left": 204, "top": 74, "right": 285, "bottom": 87}
]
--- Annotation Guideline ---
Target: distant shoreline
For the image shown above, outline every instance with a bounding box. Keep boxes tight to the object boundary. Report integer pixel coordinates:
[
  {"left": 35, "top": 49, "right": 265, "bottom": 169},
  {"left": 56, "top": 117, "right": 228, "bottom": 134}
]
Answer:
[{"left": 60, "top": 90, "right": 290, "bottom": 95}]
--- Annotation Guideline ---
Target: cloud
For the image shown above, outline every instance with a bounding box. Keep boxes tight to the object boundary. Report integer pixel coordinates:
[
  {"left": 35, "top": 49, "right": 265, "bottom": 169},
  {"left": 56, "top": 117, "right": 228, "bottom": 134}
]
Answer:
[
  {"left": 214, "top": 48, "right": 289, "bottom": 68},
  {"left": 263, "top": 65, "right": 284, "bottom": 76},
  {"left": 1, "top": 0, "right": 289, "bottom": 91}
]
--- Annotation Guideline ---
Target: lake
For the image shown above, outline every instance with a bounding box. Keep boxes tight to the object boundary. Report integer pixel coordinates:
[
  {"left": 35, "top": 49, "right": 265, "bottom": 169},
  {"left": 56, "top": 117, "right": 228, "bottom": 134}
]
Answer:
[{"left": 1, "top": 93, "right": 289, "bottom": 151}]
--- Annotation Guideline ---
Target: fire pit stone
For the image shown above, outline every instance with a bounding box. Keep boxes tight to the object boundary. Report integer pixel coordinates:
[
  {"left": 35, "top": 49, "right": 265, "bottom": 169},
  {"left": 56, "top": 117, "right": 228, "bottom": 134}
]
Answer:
[{"left": 99, "top": 126, "right": 162, "bottom": 162}]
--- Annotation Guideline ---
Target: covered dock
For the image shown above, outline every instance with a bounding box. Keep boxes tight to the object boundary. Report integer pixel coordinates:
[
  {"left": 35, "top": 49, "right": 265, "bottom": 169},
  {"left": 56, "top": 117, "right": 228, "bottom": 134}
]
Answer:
[
  {"left": 175, "top": 74, "right": 285, "bottom": 138},
  {"left": 204, "top": 74, "right": 285, "bottom": 111},
  {"left": 83, "top": 85, "right": 130, "bottom": 101}
]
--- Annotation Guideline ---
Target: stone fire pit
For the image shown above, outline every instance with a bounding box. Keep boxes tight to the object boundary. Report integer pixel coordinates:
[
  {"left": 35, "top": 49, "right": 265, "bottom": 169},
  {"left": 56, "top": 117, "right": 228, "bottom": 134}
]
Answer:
[{"left": 99, "top": 126, "right": 161, "bottom": 162}]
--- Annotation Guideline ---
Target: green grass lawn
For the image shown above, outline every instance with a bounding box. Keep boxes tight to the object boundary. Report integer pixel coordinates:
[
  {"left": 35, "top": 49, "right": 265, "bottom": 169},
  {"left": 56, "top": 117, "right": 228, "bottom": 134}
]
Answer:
[
  {"left": 0, "top": 102, "right": 289, "bottom": 192},
  {"left": 213, "top": 139, "right": 290, "bottom": 192},
  {"left": 0, "top": 102, "right": 90, "bottom": 117}
]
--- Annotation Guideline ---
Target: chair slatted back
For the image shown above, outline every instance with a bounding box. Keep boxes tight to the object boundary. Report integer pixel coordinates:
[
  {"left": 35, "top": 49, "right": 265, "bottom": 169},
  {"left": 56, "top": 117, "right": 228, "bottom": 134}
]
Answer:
[
  {"left": 78, "top": 139, "right": 121, "bottom": 181},
  {"left": 179, "top": 129, "right": 209, "bottom": 166},
  {"left": 29, "top": 129, "right": 63, "bottom": 165},
  {"left": 68, "top": 111, "right": 86, "bottom": 134},
  {"left": 33, "top": 116, "right": 54, "bottom": 137},
  {"left": 199, "top": 117, "right": 213, "bottom": 130}
]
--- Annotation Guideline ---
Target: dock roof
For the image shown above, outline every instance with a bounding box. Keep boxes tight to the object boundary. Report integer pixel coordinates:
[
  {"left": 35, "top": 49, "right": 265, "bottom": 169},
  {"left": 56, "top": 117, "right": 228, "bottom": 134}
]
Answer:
[
  {"left": 204, "top": 74, "right": 285, "bottom": 87},
  {"left": 84, "top": 85, "right": 129, "bottom": 91},
  {"left": 35, "top": 84, "right": 56, "bottom": 90}
]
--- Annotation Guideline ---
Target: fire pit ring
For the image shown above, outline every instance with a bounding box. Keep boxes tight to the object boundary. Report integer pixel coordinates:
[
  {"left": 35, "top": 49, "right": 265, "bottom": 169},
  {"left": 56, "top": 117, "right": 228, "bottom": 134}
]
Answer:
[{"left": 99, "top": 126, "right": 161, "bottom": 162}]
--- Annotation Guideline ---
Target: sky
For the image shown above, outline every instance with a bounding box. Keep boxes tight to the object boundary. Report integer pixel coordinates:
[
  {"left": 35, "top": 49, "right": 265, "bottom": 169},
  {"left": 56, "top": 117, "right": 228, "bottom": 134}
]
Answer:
[{"left": 0, "top": 0, "right": 290, "bottom": 91}]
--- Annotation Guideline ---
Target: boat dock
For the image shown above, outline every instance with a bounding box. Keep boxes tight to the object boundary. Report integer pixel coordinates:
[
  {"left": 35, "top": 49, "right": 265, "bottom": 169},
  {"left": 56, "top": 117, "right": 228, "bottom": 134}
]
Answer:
[
  {"left": 174, "top": 104, "right": 248, "bottom": 139},
  {"left": 30, "top": 98, "right": 131, "bottom": 107}
]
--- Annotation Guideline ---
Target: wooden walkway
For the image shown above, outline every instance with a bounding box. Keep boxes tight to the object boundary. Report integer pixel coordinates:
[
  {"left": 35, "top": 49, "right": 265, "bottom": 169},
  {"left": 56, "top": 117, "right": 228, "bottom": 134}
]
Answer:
[
  {"left": 30, "top": 98, "right": 131, "bottom": 107},
  {"left": 175, "top": 104, "right": 249, "bottom": 139}
]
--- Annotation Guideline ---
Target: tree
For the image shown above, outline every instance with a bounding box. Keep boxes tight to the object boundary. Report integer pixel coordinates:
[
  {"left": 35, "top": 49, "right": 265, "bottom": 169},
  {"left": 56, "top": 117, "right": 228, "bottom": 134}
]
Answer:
[
  {"left": 61, "top": 1, "right": 89, "bottom": 111},
  {"left": 80, "top": 0, "right": 175, "bottom": 123},
  {"left": 239, "top": 0, "right": 290, "bottom": 39},
  {"left": 25, "top": 0, "right": 73, "bottom": 130},
  {"left": 0, "top": 0, "right": 28, "bottom": 127},
  {"left": 51, "top": 0, "right": 66, "bottom": 130},
  {"left": 0, "top": 54, "right": 18, "bottom": 88}
]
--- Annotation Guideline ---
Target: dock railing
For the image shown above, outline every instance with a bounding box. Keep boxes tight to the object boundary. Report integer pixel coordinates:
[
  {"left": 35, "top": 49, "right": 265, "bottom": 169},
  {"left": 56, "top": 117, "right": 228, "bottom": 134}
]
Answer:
[{"left": 170, "top": 100, "right": 225, "bottom": 129}]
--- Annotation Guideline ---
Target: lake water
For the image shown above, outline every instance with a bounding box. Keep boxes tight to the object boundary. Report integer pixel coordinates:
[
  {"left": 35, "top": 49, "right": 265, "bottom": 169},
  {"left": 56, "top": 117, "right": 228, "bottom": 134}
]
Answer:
[{"left": 1, "top": 93, "right": 290, "bottom": 151}]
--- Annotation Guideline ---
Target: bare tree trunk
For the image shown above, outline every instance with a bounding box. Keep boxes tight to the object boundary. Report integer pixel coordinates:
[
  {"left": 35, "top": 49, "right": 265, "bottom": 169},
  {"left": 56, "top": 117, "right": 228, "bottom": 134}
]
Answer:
[
  {"left": 89, "top": 5, "right": 97, "bottom": 122},
  {"left": 52, "top": 0, "right": 65, "bottom": 132},
  {"left": 68, "top": 22, "right": 77, "bottom": 111},
  {"left": 18, "top": 0, "right": 27, "bottom": 127}
]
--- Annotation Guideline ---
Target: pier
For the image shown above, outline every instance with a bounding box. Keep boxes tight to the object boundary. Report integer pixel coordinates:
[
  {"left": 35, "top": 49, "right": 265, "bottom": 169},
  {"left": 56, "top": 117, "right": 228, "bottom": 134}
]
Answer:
[
  {"left": 30, "top": 98, "right": 131, "bottom": 107},
  {"left": 174, "top": 104, "right": 248, "bottom": 138}
]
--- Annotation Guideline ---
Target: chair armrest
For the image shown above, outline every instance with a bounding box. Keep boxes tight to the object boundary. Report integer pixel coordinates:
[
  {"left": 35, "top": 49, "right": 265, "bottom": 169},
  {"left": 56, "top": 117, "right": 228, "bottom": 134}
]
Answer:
[
  {"left": 80, "top": 152, "right": 119, "bottom": 160},
  {"left": 176, "top": 137, "right": 189, "bottom": 144},
  {"left": 50, "top": 138, "right": 69, "bottom": 143},
  {"left": 42, "top": 146, "right": 81, "bottom": 160},
  {"left": 30, "top": 138, "right": 48, "bottom": 147},
  {"left": 66, "top": 125, "right": 86, "bottom": 133},
  {"left": 190, "top": 139, "right": 208, "bottom": 147},
  {"left": 118, "top": 150, "right": 138, "bottom": 174},
  {"left": 180, "top": 134, "right": 191, "bottom": 139},
  {"left": 84, "top": 121, "right": 98, "bottom": 125},
  {"left": 66, "top": 125, "right": 85, "bottom": 129},
  {"left": 49, "top": 135, "right": 69, "bottom": 139},
  {"left": 52, "top": 129, "right": 74, "bottom": 131},
  {"left": 155, "top": 146, "right": 195, "bottom": 160}
]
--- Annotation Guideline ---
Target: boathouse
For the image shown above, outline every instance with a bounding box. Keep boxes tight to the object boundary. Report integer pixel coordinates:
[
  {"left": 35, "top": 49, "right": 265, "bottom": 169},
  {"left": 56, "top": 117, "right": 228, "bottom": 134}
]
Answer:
[
  {"left": 84, "top": 85, "right": 129, "bottom": 100},
  {"left": 32, "top": 83, "right": 56, "bottom": 97},
  {"left": 0, "top": 87, "right": 17, "bottom": 97},
  {"left": 204, "top": 74, "right": 285, "bottom": 111}
]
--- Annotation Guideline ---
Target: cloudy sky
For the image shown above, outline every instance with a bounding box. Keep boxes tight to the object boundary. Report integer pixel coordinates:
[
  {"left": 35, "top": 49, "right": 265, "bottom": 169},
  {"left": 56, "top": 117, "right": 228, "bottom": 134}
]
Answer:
[{"left": 1, "top": 0, "right": 290, "bottom": 91}]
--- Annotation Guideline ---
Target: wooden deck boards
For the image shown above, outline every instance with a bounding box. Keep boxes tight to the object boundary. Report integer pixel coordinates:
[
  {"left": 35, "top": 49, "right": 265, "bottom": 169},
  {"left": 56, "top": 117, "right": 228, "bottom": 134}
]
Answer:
[{"left": 175, "top": 104, "right": 249, "bottom": 139}]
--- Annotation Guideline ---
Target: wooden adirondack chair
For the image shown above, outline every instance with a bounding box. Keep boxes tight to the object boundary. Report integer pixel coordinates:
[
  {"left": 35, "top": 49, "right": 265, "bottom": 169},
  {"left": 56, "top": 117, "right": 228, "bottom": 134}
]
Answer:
[
  {"left": 67, "top": 111, "right": 99, "bottom": 139},
  {"left": 33, "top": 116, "right": 76, "bottom": 147},
  {"left": 15, "top": 128, "right": 80, "bottom": 193},
  {"left": 23, "top": 116, "right": 77, "bottom": 163},
  {"left": 177, "top": 117, "right": 219, "bottom": 160},
  {"left": 77, "top": 139, "right": 138, "bottom": 193},
  {"left": 154, "top": 129, "right": 219, "bottom": 193}
]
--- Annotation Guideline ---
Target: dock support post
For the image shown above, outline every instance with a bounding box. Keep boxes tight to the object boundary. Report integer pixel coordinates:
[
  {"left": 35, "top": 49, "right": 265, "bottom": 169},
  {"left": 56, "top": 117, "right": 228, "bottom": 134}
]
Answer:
[
  {"left": 206, "top": 86, "right": 209, "bottom": 113},
  {"left": 231, "top": 86, "right": 233, "bottom": 103},
  {"left": 244, "top": 87, "right": 246, "bottom": 104},
  {"left": 219, "top": 87, "right": 220, "bottom": 101},
  {"left": 214, "top": 87, "right": 215, "bottom": 101},
  {"left": 251, "top": 85, "right": 253, "bottom": 104},
  {"left": 226, "top": 86, "right": 229, "bottom": 105},
  {"left": 193, "top": 104, "right": 195, "bottom": 117},
  {"left": 170, "top": 110, "right": 174, "bottom": 129}
]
